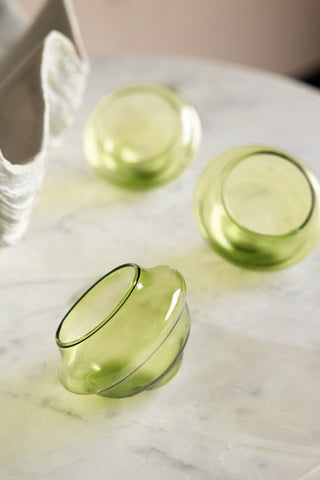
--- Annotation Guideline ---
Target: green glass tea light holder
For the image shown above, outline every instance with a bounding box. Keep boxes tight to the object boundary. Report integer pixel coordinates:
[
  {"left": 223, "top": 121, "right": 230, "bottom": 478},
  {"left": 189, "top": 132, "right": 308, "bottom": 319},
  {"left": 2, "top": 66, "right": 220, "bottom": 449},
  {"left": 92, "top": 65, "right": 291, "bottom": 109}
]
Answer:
[
  {"left": 84, "top": 83, "right": 201, "bottom": 189},
  {"left": 194, "top": 145, "right": 320, "bottom": 270},
  {"left": 55, "top": 264, "right": 190, "bottom": 398}
]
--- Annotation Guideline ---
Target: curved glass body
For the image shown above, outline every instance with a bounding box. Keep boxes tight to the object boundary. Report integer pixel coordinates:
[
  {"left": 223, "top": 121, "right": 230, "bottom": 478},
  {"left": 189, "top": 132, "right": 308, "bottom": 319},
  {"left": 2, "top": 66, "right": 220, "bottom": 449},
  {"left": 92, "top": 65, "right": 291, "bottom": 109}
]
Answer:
[
  {"left": 194, "top": 145, "right": 320, "bottom": 270},
  {"left": 55, "top": 264, "right": 190, "bottom": 398},
  {"left": 84, "top": 83, "right": 201, "bottom": 189}
]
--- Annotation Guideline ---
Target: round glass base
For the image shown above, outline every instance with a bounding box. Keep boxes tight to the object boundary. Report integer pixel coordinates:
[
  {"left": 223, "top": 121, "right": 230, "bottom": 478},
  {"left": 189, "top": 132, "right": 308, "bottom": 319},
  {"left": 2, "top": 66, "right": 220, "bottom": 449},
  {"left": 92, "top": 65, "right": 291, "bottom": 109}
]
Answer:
[{"left": 84, "top": 83, "right": 201, "bottom": 190}]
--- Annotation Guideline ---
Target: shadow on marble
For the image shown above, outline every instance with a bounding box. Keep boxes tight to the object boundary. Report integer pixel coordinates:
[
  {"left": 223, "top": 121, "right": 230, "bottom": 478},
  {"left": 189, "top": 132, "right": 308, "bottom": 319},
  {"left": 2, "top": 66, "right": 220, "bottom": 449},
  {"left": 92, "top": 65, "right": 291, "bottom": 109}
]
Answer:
[
  {"left": 38, "top": 172, "right": 149, "bottom": 212},
  {"left": 33, "top": 170, "right": 153, "bottom": 234},
  {"left": 160, "top": 245, "right": 276, "bottom": 295},
  {"left": 0, "top": 359, "right": 153, "bottom": 442},
  {"left": 1, "top": 326, "right": 320, "bottom": 478}
]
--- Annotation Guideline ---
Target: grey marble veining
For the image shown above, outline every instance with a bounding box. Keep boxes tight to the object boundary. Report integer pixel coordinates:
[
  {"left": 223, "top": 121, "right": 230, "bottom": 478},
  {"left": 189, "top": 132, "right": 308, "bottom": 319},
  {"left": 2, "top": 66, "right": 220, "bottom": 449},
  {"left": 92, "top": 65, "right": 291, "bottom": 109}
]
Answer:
[{"left": 1, "top": 55, "right": 320, "bottom": 480}]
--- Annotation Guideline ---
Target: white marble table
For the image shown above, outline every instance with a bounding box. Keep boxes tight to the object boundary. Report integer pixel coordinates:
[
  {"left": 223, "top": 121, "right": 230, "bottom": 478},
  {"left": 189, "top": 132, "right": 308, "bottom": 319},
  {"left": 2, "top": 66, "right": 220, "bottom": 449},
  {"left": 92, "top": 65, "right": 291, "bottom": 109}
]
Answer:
[{"left": 1, "top": 55, "right": 320, "bottom": 480}]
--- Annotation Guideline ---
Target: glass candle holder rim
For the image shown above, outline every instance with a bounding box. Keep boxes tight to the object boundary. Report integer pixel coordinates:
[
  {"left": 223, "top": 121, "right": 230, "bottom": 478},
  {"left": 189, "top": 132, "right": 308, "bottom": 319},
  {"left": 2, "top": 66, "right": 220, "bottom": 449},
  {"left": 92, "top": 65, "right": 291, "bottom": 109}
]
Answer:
[
  {"left": 55, "top": 262, "right": 187, "bottom": 349},
  {"left": 55, "top": 263, "right": 140, "bottom": 349},
  {"left": 194, "top": 145, "right": 320, "bottom": 270},
  {"left": 219, "top": 147, "right": 317, "bottom": 239}
]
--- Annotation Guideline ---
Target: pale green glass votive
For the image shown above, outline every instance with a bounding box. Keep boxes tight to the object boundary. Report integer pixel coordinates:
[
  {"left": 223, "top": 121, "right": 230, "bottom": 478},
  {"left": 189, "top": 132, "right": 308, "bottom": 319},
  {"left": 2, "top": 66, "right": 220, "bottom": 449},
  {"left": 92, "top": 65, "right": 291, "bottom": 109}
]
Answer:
[
  {"left": 194, "top": 145, "right": 320, "bottom": 270},
  {"left": 84, "top": 83, "right": 201, "bottom": 189},
  {"left": 55, "top": 264, "right": 190, "bottom": 398}
]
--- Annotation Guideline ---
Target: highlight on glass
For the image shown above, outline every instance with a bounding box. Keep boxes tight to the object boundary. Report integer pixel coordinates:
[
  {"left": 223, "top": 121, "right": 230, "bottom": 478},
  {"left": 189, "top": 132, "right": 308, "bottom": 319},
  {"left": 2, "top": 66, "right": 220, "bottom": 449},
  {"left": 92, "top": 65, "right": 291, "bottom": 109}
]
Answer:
[
  {"left": 55, "top": 263, "right": 190, "bottom": 398},
  {"left": 194, "top": 145, "right": 320, "bottom": 270},
  {"left": 84, "top": 83, "right": 201, "bottom": 189}
]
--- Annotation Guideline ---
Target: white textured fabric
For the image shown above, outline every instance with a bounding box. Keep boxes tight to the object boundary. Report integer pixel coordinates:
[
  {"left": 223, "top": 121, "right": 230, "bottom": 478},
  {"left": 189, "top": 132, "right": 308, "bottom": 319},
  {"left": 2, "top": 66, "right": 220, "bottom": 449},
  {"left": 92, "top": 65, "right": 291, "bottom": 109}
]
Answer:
[{"left": 0, "top": 0, "right": 89, "bottom": 246}]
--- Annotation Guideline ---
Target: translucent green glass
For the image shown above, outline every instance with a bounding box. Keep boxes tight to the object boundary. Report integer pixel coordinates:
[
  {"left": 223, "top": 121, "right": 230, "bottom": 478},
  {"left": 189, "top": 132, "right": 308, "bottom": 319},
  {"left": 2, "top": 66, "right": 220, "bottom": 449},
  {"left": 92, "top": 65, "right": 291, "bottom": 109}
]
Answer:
[
  {"left": 84, "top": 83, "right": 201, "bottom": 189},
  {"left": 194, "top": 145, "right": 320, "bottom": 270},
  {"left": 55, "top": 264, "right": 190, "bottom": 398}
]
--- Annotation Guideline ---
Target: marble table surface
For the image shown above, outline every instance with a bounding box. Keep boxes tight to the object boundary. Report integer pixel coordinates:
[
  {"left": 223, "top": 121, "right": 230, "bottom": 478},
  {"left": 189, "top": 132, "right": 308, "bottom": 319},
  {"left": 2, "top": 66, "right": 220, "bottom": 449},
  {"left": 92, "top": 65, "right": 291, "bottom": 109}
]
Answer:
[{"left": 1, "top": 55, "right": 320, "bottom": 480}]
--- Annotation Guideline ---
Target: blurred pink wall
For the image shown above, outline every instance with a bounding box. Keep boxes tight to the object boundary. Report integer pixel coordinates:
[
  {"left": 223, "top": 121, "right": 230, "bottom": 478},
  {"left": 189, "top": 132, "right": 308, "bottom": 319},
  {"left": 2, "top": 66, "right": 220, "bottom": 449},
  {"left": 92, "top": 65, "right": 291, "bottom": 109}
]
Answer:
[{"left": 16, "top": 0, "right": 320, "bottom": 75}]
